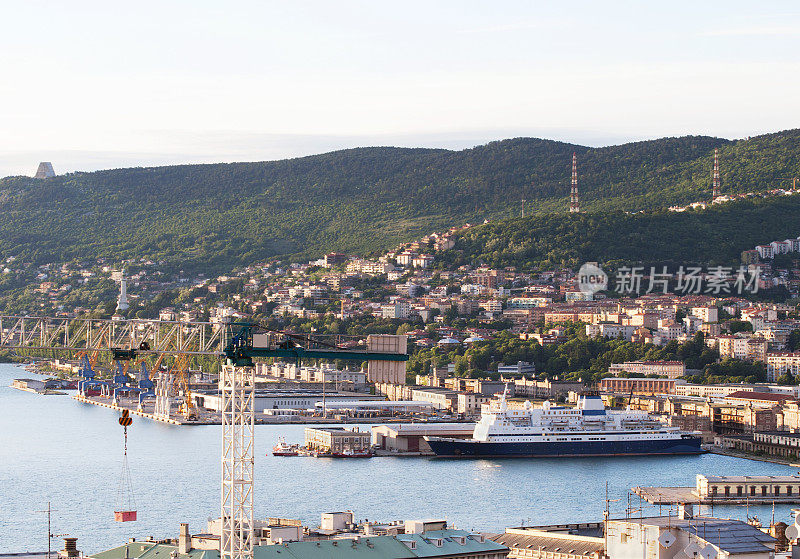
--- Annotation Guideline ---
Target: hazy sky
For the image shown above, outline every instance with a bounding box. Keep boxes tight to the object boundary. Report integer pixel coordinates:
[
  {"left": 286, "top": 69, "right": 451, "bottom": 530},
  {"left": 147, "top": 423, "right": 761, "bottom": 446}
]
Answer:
[{"left": 2, "top": 0, "right": 800, "bottom": 177}]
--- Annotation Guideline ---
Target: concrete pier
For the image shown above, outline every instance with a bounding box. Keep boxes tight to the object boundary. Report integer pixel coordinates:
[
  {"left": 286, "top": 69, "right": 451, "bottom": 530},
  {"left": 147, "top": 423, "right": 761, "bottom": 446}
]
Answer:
[
  {"left": 72, "top": 394, "right": 185, "bottom": 424},
  {"left": 634, "top": 474, "right": 800, "bottom": 504}
]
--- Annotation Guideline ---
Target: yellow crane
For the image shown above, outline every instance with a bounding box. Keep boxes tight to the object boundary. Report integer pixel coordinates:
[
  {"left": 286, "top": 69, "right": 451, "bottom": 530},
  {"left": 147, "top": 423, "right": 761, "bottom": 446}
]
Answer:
[{"left": 168, "top": 353, "right": 195, "bottom": 420}]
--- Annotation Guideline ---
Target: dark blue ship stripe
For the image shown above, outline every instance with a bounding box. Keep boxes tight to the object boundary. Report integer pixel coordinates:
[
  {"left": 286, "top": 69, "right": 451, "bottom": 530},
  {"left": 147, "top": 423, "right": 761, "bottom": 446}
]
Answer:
[{"left": 425, "top": 436, "right": 704, "bottom": 458}]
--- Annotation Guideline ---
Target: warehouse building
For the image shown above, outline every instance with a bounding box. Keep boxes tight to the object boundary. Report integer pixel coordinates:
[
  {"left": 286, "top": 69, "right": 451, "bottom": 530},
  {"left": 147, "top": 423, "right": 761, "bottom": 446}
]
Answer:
[{"left": 371, "top": 423, "right": 475, "bottom": 455}]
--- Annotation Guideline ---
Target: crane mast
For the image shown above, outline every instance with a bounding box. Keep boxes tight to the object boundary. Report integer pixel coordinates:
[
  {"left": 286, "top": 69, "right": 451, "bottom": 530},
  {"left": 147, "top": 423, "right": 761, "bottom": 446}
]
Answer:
[{"left": 220, "top": 364, "right": 254, "bottom": 559}]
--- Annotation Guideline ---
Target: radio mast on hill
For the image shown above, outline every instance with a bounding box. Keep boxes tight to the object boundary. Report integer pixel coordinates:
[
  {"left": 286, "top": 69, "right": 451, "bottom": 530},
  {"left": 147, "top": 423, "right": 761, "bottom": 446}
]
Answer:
[
  {"left": 570, "top": 152, "right": 580, "bottom": 213},
  {"left": 712, "top": 148, "right": 720, "bottom": 199}
]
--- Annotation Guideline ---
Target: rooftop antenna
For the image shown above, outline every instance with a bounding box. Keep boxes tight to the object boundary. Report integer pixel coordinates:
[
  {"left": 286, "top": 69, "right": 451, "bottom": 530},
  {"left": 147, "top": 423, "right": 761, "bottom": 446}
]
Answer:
[
  {"left": 712, "top": 148, "right": 720, "bottom": 200},
  {"left": 36, "top": 502, "right": 68, "bottom": 559},
  {"left": 570, "top": 152, "right": 581, "bottom": 213},
  {"left": 604, "top": 482, "right": 621, "bottom": 554}
]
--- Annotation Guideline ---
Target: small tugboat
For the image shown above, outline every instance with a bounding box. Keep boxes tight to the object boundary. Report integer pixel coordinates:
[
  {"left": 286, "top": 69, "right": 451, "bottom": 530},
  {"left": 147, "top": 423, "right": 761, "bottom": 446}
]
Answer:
[{"left": 271, "top": 437, "right": 299, "bottom": 457}]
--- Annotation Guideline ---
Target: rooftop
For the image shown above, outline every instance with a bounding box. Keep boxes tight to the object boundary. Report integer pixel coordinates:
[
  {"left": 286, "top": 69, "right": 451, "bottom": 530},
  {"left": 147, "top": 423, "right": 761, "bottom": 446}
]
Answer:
[
  {"left": 493, "top": 529, "right": 603, "bottom": 558},
  {"left": 725, "top": 391, "right": 793, "bottom": 401},
  {"left": 610, "top": 517, "right": 775, "bottom": 554},
  {"left": 700, "top": 474, "right": 800, "bottom": 482},
  {"left": 88, "top": 530, "right": 505, "bottom": 559},
  {"left": 396, "top": 530, "right": 507, "bottom": 558}
]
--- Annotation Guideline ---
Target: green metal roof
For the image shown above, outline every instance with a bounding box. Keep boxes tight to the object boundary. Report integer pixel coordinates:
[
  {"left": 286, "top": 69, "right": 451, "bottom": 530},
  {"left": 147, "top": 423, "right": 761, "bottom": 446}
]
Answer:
[
  {"left": 90, "top": 543, "right": 217, "bottom": 559},
  {"left": 89, "top": 530, "right": 506, "bottom": 559},
  {"left": 395, "top": 530, "right": 508, "bottom": 558},
  {"left": 255, "top": 537, "right": 417, "bottom": 559}
]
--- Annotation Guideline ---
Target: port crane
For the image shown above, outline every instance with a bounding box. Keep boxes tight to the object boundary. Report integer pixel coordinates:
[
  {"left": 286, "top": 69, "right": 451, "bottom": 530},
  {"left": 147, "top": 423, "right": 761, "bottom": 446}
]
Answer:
[
  {"left": 0, "top": 315, "right": 408, "bottom": 559},
  {"left": 217, "top": 322, "right": 408, "bottom": 559}
]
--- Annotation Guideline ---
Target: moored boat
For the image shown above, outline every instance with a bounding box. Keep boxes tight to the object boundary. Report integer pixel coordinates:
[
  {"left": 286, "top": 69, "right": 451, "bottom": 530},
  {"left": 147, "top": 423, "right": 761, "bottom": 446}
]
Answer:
[
  {"left": 330, "top": 448, "right": 373, "bottom": 458},
  {"left": 271, "top": 437, "right": 299, "bottom": 457},
  {"left": 425, "top": 388, "right": 704, "bottom": 458}
]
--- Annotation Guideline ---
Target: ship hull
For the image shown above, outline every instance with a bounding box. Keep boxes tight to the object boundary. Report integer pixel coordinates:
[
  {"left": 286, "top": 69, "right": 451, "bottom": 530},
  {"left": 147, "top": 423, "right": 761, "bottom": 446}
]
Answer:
[{"left": 425, "top": 436, "right": 704, "bottom": 458}]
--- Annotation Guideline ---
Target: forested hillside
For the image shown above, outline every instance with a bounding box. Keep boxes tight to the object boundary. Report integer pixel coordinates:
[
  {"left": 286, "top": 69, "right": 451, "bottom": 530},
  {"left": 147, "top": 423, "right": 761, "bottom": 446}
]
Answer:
[
  {"left": 1, "top": 130, "right": 799, "bottom": 271},
  {"left": 443, "top": 195, "right": 800, "bottom": 270}
]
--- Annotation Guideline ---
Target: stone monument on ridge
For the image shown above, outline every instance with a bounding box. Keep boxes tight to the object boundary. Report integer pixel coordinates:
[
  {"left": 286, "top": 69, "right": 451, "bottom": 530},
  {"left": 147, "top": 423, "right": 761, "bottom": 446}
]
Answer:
[{"left": 34, "top": 162, "right": 56, "bottom": 179}]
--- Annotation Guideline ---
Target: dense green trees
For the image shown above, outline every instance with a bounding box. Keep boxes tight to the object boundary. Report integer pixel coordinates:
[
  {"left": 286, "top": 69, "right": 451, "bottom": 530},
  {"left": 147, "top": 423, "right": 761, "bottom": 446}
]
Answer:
[
  {"left": 442, "top": 195, "right": 800, "bottom": 271},
  {"left": 406, "top": 330, "right": 724, "bottom": 383}
]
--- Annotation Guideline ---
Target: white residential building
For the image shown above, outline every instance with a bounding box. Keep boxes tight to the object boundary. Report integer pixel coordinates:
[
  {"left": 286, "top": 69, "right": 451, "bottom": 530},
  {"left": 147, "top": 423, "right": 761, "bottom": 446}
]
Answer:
[
  {"left": 479, "top": 299, "right": 503, "bottom": 314},
  {"left": 656, "top": 319, "right": 683, "bottom": 342},
  {"left": 411, "top": 255, "right": 434, "bottom": 268},
  {"left": 395, "top": 252, "right": 415, "bottom": 267},
  {"left": 683, "top": 315, "right": 703, "bottom": 334},
  {"left": 508, "top": 297, "right": 552, "bottom": 308},
  {"left": 381, "top": 301, "right": 411, "bottom": 319},
  {"left": 756, "top": 245, "right": 774, "bottom": 259},
  {"left": 771, "top": 240, "right": 791, "bottom": 254},
  {"left": 585, "top": 323, "right": 636, "bottom": 339},
  {"left": 767, "top": 352, "right": 800, "bottom": 382},
  {"left": 691, "top": 306, "right": 718, "bottom": 323},
  {"left": 718, "top": 335, "right": 752, "bottom": 360}
]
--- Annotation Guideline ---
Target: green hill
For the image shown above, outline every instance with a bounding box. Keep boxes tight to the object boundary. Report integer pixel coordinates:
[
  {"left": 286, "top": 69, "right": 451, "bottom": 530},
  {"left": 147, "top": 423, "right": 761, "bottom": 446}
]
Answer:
[
  {"left": 1, "top": 129, "right": 799, "bottom": 271},
  {"left": 442, "top": 195, "right": 800, "bottom": 271}
]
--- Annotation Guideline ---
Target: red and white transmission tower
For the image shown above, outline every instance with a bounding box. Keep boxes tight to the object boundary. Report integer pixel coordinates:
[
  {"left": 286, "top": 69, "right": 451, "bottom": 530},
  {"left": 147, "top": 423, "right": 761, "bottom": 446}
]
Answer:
[
  {"left": 569, "top": 152, "right": 580, "bottom": 213},
  {"left": 712, "top": 148, "right": 720, "bottom": 199}
]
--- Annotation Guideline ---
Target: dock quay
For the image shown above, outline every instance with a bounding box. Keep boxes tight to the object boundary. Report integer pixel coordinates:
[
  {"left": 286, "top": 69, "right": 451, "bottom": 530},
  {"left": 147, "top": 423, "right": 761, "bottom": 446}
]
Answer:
[
  {"left": 72, "top": 394, "right": 471, "bottom": 428},
  {"left": 73, "top": 394, "right": 186, "bottom": 425},
  {"left": 634, "top": 474, "right": 800, "bottom": 504},
  {"left": 10, "top": 378, "right": 66, "bottom": 395}
]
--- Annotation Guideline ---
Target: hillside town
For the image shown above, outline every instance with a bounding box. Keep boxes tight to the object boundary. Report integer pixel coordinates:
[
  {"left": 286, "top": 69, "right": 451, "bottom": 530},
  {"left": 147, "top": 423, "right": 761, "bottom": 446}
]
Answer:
[{"left": 10, "top": 220, "right": 800, "bottom": 465}]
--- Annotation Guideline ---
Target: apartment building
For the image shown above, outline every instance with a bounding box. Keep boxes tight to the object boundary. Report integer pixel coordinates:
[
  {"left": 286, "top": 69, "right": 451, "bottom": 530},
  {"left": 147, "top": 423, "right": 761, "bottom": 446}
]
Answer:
[
  {"left": 675, "top": 383, "right": 756, "bottom": 398},
  {"left": 598, "top": 377, "right": 677, "bottom": 395},
  {"left": 585, "top": 323, "right": 636, "bottom": 339},
  {"left": 718, "top": 335, "right": 751, "bottom": 360},
  {"left": 608, "top": 361, "right": 685, "bottom": 379},
  {"left": 767, "top": 351, "right": 800, "bottom": 382},
  {"left": 691, "top": 306, "right": 718, "bottom": 323}
]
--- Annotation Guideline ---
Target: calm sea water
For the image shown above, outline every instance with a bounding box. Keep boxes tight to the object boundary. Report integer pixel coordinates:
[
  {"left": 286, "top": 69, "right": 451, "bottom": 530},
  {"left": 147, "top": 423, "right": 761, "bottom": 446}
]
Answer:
[{"left": 0, "top": 363, "right": 796, "bottom": 554}]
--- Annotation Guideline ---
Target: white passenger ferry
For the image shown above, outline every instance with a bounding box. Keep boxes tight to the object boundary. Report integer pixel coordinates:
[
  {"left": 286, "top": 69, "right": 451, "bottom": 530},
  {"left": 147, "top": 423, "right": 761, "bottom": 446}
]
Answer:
[{"left": 425, "top": 390, "right": 703, "bottom": 458}]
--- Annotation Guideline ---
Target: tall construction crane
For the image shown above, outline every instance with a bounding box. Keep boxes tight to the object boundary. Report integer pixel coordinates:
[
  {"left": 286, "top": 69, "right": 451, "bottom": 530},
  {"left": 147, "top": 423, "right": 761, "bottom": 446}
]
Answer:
[{"left": 217, "top": 322, "right": 408, "bottom": 559}]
